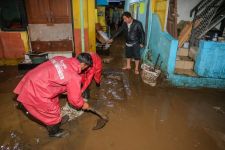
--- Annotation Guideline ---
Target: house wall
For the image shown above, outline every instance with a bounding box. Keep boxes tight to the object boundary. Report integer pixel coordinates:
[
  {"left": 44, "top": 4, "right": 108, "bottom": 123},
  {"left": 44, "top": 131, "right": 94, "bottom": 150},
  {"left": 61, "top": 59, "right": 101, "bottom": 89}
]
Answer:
[
  {"left": 0, "top": 0, "right": 96, "bottom": 65},
  {"left": 195, "top": 41, "right": 225, "bottom": 78},
  {"left": 28, "top": 24, "right": 73, "bottom": 41},
  {"left": 152, "top": 0, "right": 168, "bottom": 30},
  {"left": 147, "top": 14, "right": 178, "bottom": 74},
  {"left": 144, "top": 14, "right": 225, "bottom": 89}
]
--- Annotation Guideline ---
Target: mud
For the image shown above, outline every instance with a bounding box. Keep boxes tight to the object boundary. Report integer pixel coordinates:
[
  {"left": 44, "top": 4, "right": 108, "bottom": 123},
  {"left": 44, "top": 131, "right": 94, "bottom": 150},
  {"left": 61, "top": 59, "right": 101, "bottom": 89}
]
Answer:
[{"left": 1, "top": 36, "right": 225, "bottom": 150}]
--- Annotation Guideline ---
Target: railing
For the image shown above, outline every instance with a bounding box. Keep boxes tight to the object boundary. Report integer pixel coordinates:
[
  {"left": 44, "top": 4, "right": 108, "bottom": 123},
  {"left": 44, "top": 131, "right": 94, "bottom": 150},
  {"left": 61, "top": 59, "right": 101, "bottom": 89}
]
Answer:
[{"left": 189, "top": 0, "right": 225, "bottom": 47}]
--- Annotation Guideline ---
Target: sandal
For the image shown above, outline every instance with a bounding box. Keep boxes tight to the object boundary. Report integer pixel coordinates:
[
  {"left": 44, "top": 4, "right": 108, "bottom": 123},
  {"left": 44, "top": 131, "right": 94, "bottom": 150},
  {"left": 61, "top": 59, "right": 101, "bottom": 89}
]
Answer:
[{"left": 135, "top": 70, "right": 139, "bottom": 75}]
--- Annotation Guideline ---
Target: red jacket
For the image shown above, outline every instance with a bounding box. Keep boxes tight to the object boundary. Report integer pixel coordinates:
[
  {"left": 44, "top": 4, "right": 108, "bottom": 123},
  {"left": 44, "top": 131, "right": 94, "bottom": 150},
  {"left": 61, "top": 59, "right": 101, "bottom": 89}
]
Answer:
[
  {"left": 81, "top": 53, "right": 102, "bottom": 92},
  {"left": 14, "top": 56, "right": 84, "bottom": 125}
]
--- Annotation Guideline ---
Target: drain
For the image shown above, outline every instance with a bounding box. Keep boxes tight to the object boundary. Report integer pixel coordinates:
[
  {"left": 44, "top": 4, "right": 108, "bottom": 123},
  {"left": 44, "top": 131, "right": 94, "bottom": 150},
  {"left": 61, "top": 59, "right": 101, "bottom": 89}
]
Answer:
[{"left": 99, "top": 69, "right": 131, "bottom": 101}]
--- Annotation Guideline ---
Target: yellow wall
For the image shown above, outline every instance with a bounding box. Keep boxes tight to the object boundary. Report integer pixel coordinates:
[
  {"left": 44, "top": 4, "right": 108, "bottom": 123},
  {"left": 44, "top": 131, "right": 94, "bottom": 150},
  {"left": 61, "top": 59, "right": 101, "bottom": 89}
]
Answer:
[
  {"left": 152, "top": 0, "right": 168, "bottom": 30},
  {"left": 72, "top": 0, "right": 96, "bottom": 52},
  {"left": 87, "top": 0, "right": 96, "bottom": 52},
  {"left": 20, "top": 31, "right": 29, "bottom": 53},
  {"left": 97, "top": 6, "right": 106, "bottom": 29}
]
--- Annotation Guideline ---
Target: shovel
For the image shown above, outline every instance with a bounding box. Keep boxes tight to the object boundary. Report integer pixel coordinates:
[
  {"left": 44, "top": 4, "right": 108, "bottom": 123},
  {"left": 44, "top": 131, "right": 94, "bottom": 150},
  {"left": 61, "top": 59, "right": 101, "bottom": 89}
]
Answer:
[{"left": 87, "top": 107, "right": 109, "bottom": 130}]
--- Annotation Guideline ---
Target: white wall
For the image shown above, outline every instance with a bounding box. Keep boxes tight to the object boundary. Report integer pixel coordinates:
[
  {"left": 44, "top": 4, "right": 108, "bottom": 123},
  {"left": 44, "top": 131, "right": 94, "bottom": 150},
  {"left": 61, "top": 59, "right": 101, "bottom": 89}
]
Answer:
[{"left": 177, "top": 0, "right": 201, "bottom": 22}]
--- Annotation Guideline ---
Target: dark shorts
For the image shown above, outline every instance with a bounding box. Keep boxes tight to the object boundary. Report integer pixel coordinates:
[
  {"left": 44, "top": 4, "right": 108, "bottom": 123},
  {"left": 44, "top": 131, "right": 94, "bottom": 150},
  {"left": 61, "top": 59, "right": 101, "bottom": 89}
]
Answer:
[{"left": 125, "top": 44, "right": 141, "bottom": 60}]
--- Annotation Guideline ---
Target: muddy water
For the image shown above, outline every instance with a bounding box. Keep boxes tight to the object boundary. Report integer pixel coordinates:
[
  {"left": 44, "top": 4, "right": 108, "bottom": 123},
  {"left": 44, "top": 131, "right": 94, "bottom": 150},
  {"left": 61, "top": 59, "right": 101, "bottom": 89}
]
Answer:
[{"left": 1, "top": 37, "right": 225, "bottom": 150}]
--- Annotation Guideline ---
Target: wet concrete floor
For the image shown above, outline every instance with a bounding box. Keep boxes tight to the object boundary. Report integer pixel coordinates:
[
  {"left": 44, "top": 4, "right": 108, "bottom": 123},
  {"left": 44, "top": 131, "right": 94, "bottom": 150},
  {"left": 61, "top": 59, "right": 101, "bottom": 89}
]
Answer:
[{"left": 1, "top": 37, "right": 225, "bottom": 150}]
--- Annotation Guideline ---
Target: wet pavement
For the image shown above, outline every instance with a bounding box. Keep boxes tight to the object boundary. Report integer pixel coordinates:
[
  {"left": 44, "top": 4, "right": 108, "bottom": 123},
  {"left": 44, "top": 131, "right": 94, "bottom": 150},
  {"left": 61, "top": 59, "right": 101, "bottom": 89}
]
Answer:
[{"left": 1, "top": 37, "right": 225, "bottom": 150}]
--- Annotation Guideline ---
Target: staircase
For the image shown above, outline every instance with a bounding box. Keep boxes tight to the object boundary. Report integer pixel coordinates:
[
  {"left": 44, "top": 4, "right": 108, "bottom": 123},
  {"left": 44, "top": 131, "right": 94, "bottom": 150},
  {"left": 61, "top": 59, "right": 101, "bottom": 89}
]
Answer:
[
  {"left": 175, "top": 48, "right": 197, "bottom": 77},
  {"left": 175, "top": 0, "right": 225, "bottom": 77},
  {"left": 189, "top": 0, "right": 225, "bottom": 47}
]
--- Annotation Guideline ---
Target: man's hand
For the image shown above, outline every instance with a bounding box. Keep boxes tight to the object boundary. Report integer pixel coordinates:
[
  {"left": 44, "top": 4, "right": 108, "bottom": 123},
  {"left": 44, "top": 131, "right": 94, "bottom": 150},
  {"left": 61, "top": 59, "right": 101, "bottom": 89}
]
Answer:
[
  {"left": 140, "top": 44, "right": 144, "bottom": 48},
  {"left": 82, "top": 102, "right": 90, "bottom": 110},
  {"left": 107, "top": 39, "right": 113, "bottom": 44}
]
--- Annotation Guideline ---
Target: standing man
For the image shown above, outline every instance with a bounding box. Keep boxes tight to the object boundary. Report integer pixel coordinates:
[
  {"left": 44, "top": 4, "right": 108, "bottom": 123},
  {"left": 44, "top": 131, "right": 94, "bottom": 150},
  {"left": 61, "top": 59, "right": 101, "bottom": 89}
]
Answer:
[
  {"left": 108, "top": 11, "right": 145, "bottom": 75},
  {"left": 14, "top": 53, "right": 93, "bottom": 138}
]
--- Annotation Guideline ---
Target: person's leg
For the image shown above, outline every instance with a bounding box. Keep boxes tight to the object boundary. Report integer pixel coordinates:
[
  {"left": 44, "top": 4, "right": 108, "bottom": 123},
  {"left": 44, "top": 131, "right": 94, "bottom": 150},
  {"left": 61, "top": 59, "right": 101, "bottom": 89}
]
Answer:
[
  {"left": 134, "top": 60, "right": 140, "bottom": 74},
  {"left": 47, "top": 123, "right": 69, "bottom": 138},
  {"left": 133, "top": 44, "right": 141, "bottom": 74},
  {"left": 125, "top": 58, "right": 131, "bottom": 69},
  {"left": 124, "top": 46, "right": 132, "bottom": 69},
  {"left": 21, "top": 102, "right": 69, "bottom": 138}
]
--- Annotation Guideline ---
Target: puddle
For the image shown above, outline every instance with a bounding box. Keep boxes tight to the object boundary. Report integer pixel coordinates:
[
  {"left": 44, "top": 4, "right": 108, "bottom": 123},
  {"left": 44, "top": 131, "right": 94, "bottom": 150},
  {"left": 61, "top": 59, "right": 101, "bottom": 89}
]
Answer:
[
  {"left": 98, "top": 69, "right": 131, "bottom": 102},
  {"left": 1, "top": 131, "right": 26, "bottom": 150}
]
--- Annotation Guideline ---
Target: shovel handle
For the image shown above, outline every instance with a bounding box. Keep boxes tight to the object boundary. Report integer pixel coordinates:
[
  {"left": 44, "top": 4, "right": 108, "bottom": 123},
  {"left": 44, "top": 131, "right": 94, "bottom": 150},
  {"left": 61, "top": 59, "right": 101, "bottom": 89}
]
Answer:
[{"left": 87, "top": 107, "right": 108, "bottom": 120}]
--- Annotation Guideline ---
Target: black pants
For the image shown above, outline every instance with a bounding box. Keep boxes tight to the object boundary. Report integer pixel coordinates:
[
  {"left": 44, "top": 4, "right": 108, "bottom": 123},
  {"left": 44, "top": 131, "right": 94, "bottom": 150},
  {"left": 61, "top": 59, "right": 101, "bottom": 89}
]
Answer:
[{"left": 125, "top": 44, "right": 141, "bottom": 60}]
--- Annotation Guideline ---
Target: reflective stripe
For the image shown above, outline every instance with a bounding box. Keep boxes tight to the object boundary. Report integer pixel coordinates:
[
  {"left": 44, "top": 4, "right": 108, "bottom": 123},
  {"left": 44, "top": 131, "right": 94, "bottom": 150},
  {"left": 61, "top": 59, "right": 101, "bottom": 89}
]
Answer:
[{"left": 50, "top": 59, "right": 65, "bottom": 80}]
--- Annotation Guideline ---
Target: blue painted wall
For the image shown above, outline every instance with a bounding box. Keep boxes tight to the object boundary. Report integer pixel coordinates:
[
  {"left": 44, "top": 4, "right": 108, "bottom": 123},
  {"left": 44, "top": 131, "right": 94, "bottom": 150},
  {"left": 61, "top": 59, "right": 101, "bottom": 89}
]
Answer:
[
  {"left": 97, "top": 0, "right": 109, "bottom": 6},
  {"left": 195, "top": 41, "right": 225, "bottom": 78},
  {"left": 146, "top": 14, "right": 178, "bottom": 75},
  {"left": 143, "top": 14, "right": 225, "bottom": 89},
  {"left": 124, "top": 0, "right": 147, "bottom": 29}
]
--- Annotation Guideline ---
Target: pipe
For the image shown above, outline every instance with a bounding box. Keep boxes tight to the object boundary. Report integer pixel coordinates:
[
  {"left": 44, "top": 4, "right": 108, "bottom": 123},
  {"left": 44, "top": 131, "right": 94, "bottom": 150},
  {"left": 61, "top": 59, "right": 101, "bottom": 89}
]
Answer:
[
  {"left": 142, "top": 0, "right": 153, "bottom": 64},
  {"left": 79, "top": 0, "right": 85, "bottom": 52},
  {"left": 70, "top": 0, "right": 75, "bottom": 56}
]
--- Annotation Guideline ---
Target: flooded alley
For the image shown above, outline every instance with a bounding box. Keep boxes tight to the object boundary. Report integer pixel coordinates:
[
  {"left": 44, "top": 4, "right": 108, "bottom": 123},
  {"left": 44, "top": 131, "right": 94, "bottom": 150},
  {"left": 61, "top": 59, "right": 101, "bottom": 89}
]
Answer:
[{"left": 0, "top": 37, "right": 225, "bottom": 150}]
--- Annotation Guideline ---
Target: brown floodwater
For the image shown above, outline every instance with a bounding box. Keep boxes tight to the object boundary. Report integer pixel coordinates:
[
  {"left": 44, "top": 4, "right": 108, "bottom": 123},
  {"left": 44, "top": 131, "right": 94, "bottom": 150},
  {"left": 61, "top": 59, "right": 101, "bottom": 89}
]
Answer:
[{"left": 1, "top": 37, "right": 225, "bottom": 150}]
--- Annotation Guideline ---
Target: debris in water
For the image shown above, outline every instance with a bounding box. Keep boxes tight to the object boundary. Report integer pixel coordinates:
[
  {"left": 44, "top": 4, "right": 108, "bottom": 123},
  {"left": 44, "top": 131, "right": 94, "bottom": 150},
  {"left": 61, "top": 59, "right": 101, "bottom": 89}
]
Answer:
[
  {"left": 35, "top": 138, "right": 40, "bottom": 144},
  {"left": 0, "top": 70, "right": 4, "bottom": 73},
  {"left": 107, "top": 75, "right": 121, "bottom": 81},
  {"left": 61, "top": 102, "right": 84, "bottom": 121},
  {"left": 213, "top": 106, "right": 225, "bottom": 114},
  {"left": 106, "top": 101, "right": 114, "bottom": 108},
  {"left": 10, "top": 131, "right": 16, "bottom": 139}
]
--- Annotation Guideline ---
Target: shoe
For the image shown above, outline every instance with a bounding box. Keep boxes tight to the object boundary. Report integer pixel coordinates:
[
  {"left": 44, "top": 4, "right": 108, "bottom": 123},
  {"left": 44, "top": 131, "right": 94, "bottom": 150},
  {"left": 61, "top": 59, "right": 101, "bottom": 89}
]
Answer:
[
  {"left": 49, "top": 129, "right": 69, "bottom": 138},
  {"left": 61, "top": 115, "right": 69, "bottom": 125},
  {"left": 47, "top": 124, "right": 69, "bottom": 138}
]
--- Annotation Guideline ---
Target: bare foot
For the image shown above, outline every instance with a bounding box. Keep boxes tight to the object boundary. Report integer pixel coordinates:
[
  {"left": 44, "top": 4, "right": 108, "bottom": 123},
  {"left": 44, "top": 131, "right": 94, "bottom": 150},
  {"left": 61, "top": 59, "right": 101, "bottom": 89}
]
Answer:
[
  {"left": 135, "top": 70, "right": 139, "bottom": 75},
  {"left": 122, "top": 66, "right": 131, "bottom": 70}
]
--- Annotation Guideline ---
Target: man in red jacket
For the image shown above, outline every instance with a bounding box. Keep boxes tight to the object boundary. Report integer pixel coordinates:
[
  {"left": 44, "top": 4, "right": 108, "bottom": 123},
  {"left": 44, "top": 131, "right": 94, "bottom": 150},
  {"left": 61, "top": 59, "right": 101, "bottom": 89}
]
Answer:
[
  {"left": 14, "top": 53, "right": 93, "bottom": 138},
  {"left": 81, "top": 52, "right": 102, "bottom": 99}
]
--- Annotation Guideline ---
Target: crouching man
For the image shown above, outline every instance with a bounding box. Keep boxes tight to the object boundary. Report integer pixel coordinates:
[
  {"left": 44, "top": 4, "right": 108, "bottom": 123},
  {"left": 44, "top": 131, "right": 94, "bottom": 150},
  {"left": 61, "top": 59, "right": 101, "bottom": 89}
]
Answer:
[
  {"left": 81, "top": 52, "right": 102, "bottom": 99},
  {"left": 14, "top": 53, "right": 93, "bottom": 138}
]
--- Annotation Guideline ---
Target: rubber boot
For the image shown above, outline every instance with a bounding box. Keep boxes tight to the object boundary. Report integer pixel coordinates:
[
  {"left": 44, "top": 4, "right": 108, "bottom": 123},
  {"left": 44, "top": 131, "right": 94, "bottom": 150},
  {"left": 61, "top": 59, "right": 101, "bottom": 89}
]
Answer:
[
  {"left": 47, "top": 123, "right": 69, "bottom": 138},
  {"left": 61, "top": 115, "right": 69, "bottom": 125}
]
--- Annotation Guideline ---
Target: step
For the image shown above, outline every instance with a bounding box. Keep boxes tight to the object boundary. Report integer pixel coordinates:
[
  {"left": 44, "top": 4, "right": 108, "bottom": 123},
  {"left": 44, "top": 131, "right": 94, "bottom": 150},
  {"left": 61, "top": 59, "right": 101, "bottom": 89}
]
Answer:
[
  {"left": 175, "top": 68, "right": 198, "bottom": 77},
  {"left": 189, "top": 46, "right": 198, "bottom": 61},
  {"left": 177, "top": 47, "right": 189, "bottom": 57},
  {"left": 176, "top": 56, "right": 194, "bottom": 70}
]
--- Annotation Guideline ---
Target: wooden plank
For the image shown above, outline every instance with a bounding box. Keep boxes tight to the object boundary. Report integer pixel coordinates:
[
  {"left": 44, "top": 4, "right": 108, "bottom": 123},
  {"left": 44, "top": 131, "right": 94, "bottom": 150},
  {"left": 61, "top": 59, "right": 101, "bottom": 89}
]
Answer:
[{"left": 178, "top": 21, "right": 192, "bottom": 48}]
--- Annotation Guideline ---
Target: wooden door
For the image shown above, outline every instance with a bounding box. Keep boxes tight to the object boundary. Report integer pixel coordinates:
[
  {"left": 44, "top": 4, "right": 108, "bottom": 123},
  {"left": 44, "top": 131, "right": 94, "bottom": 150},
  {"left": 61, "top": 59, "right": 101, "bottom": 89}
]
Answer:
[
  {"left": 25, "top": 0, "right": 50, "bottom": 24},
  {"left": 49, "top": 0, "right": 71, "bottom": 23},
  {"left": 166, "top": 0, "right": 178, "bottom": 38}
]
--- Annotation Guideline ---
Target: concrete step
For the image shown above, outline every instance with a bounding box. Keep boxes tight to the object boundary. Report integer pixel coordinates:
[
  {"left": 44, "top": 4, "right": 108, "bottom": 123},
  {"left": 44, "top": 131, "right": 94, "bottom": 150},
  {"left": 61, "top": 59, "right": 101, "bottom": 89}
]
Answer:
[
  {"left": 176, "top": 56, "right": 194, "bottom": 70},
  {"left": 175, "top": 68, "right": 198, "bottom": 77},
  {"left": 189, "top": 46, "right": 198, "bottom": 61},
  {"left": 177, "top": 47, "right": 189, "bottom": 57}
]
